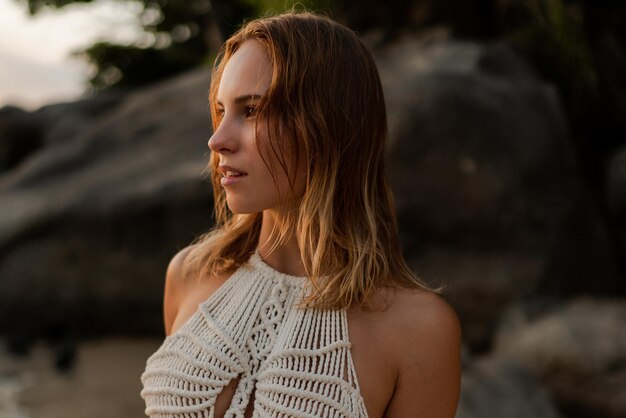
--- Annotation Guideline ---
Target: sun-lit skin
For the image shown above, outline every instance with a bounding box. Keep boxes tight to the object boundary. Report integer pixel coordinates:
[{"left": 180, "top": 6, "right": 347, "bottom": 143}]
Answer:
[
  {"left": 209, "top": 39, "right": 307, "bottom": 214},
  {"left": 208, "top": 39, "right": 307, "bottom": 275}
]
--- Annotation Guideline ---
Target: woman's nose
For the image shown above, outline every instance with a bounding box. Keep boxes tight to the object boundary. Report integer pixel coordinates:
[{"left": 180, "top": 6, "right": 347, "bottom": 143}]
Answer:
[{"left": 208, "top": 118, "right": 238, "bottom": 153}]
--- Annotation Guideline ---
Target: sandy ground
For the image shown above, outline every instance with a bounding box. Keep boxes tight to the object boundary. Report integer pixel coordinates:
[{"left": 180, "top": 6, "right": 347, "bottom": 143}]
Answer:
[{"left": 0, "top": 337, "right": 162, "bottom": 418}]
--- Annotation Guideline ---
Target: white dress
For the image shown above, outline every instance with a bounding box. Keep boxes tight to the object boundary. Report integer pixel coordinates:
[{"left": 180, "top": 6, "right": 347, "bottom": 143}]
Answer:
[{"left": 140, "top": 249, "right": 369, "bottom": 418}]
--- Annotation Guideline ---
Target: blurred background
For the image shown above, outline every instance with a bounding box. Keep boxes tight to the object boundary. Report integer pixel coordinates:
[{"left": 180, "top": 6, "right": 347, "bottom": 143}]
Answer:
[{"left": 0, "top": 0, "right": 625, "bottom": 417}]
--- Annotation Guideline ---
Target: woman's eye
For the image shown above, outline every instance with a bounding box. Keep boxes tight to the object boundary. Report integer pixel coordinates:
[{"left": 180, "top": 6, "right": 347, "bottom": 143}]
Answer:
[
  {"left": 216, "top": 108, "right": 224, "bottom": 117},
  {"left": 245, "top": 106, "right": 257, "bottom": 118}
]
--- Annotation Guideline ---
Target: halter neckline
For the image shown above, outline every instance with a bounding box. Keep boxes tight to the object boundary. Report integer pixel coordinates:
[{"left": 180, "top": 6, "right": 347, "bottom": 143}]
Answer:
[{"left": 250, "top": 248, "right": 309, "bottom": 281}]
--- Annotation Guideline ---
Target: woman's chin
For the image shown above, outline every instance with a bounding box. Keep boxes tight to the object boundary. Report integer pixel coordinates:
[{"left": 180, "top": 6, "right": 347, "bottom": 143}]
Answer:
[{"left": 226, "top": 201, "right": 262, "bottom": 214}]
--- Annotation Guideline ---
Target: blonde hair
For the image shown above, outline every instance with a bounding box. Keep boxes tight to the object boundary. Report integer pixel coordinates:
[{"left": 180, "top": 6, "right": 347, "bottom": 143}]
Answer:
[{"left": 183, "top": 9, "right": 443, "bottom": 310}]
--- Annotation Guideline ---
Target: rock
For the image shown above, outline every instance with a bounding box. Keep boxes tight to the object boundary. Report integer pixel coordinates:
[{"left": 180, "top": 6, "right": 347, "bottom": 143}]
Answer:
[
  {"left": 0, "top": 67, "right": 214, "bottom": 336},
  {"left": 35, "top": 90, "right": 126, "bottom": 149},
  {"left": 0, "top": 106, "right": 45, "bottom": 172},
  {"left": 457, "top": 355, "right": 561, "bottom": 418},
  {"left": 0, "top": 91, "right": 124, "bottom": 174},
  {"left": 493, "top": 297, "right": 626, "bottom": 418},
  {"left": 375, "top": 32, "right": 623, "bottom": 351},
  {"left": 414, "top": 250, "right": 544, "bottom": 352}
]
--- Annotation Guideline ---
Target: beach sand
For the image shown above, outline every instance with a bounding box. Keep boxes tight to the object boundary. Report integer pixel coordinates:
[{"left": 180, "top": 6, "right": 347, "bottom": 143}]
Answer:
[{"left": 0, "top": 337, "right": 162, "bottom": 418}]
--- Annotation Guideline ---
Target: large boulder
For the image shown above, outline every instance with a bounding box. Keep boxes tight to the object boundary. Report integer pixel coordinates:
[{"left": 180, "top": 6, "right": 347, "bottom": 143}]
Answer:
[
  {"left": 457, "top": 355, "right": 561, "bottom": 418},
  {"left": 0, "top": 91, "right": 125, "bottom": 173},
  {"left": 375, "top": 31, "right": 623, "bottom": 351},
  {"left": 0, "top": 67, "right": 214, "bottom": 339},
  {"left": 0, "top": 106, "right": 44, "bottom": 173},
  {"left": 493, "top": 296, "right": 626, "bottom": 418}
]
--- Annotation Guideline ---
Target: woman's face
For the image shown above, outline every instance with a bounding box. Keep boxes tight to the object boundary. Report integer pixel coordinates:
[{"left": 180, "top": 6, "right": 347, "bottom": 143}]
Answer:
[{"left": 208, "top": 39, "right": 305, "bottom": 214}]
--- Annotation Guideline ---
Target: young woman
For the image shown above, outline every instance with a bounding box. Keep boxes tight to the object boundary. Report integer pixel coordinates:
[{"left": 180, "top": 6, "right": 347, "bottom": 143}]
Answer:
[{"left": 141, "top": 10, "right": 461, "bottom": 418}]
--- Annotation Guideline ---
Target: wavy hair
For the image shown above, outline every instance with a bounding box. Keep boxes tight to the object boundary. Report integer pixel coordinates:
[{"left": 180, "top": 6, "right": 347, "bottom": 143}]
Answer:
[{"left": 183, "top": 9, "right": 443, "bottom": 309}]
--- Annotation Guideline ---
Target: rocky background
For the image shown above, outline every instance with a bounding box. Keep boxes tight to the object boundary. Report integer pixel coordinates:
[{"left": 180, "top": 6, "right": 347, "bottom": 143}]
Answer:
[{"left": 1, "top": 1, "right": 626, "bottom": 418}]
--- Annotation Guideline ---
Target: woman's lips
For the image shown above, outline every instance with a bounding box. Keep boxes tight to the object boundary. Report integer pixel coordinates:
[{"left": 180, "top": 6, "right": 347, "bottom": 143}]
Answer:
[
  {"left": 218, "top": 164, "right": 248, "bottom": 186},
  {"left": 221, "top": 173, "right": 248, "bottom": 186}
]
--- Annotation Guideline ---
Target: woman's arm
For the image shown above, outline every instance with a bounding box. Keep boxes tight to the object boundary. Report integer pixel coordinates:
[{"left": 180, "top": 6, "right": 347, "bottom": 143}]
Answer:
[{"left": 384, "top": 292, "right": 462, "bottom": 417}]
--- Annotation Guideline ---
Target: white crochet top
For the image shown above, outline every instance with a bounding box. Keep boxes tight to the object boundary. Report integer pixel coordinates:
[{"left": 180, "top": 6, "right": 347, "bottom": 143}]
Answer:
[{"left": 140, "top": 249, "right": 369, "bottom": 418}]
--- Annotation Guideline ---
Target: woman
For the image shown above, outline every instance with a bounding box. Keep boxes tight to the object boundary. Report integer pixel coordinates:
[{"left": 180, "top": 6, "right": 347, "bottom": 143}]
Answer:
[{"left": 141, "top": 10, "right": 461, "bottom": 418}]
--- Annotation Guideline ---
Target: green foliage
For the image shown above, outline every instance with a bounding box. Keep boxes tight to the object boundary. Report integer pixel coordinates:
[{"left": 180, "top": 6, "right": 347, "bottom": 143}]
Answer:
[
  {"left": 251, "top": 0, "right": 333, "bottom": 15},
  {"left": 505, "top": 0, "right": 596, "bottom": 86},
  {"left": 17, "top": 0, "right": 337, "bottom": 91},
  {"left": 18, "top": 0, "right": 219, "bottom": 90},
  {"left": 501, "top": 0, "right": 600, "bottom": 138},
  {"left": 20, "top": 0, "right": 93, "bottom": 15},
  {"left": 72, "top": 41, "right": 205, "bottom": 90}
]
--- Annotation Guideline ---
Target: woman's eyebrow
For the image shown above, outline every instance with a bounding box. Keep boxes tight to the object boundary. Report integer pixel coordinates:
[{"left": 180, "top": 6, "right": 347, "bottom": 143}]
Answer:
[{"left": 216, "top": 94, "right": 263, "bottom": 106}]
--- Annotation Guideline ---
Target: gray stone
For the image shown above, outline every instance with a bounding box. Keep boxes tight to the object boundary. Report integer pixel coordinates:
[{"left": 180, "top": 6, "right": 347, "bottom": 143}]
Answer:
[
  {"left": 457, "top": 355, "right": 561, "bottom": 418},
  {"left": 0, "top": 68, "right": 214, "bottom": 336},
  {"left": 375, "top": 32, "right": 622, "bottom": 351},
  {"left": 0, "top": 106, "right": 44, "bottom": 173},
  {"left": 494, "top": 297, "right": 626, "bottom": 418}
]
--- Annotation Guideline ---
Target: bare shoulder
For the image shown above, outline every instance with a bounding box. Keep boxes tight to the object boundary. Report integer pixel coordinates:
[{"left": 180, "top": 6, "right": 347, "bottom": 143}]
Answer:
[
  {"left": 386, "top": 287, "right": 461, "bottom": 335},
  {"left": 162, "top": 245, "right": 197, "bottom": 336},
  {"left": 382, "top": 287, "right": 462, "bottom": 418},
  {"left": 163, "top": 245, "right": 233, "bottom": 336}
]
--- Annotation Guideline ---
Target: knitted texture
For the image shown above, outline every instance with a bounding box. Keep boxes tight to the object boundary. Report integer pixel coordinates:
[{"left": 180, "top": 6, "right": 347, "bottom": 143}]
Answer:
[{"left": 140, "top": 250, "right": 369, "bottom": 418}]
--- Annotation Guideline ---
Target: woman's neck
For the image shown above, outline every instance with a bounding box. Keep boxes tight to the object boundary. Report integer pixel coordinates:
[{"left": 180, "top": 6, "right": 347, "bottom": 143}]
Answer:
[{"left": 257, "top": 210, "right": 307, "bottom": 277}]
